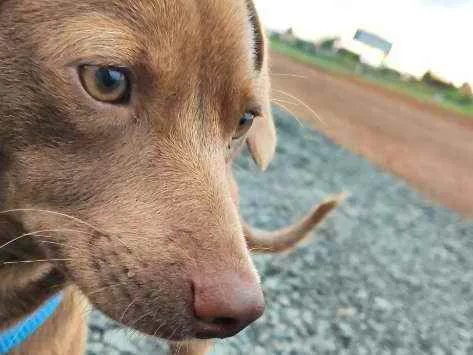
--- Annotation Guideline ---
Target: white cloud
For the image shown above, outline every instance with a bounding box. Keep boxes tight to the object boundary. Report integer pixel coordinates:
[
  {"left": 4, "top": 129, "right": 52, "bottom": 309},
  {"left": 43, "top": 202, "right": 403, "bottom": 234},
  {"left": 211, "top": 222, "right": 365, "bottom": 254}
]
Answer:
[{"left": 254, "top": 0, "right": 473, "bottom": 85}]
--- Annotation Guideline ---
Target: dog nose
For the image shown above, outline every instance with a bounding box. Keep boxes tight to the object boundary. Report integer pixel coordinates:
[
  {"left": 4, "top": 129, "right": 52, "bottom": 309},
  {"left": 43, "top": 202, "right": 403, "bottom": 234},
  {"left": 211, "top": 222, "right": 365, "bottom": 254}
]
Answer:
[{"left": 192, "top": 273, "right": 265, "bottom": 339}]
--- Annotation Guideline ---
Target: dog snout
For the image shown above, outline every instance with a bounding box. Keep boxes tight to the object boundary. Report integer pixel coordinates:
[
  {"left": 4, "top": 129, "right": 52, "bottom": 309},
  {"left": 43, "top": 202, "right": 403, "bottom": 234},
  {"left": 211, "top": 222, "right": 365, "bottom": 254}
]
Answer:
[{"left": 192, "top": 272, "right": 265, "bottom": 339}]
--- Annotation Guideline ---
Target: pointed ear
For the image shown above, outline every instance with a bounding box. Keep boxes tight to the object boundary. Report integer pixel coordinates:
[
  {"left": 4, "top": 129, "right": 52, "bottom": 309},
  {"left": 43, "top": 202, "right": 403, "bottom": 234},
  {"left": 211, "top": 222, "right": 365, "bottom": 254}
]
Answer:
[
  {"left": 246, "top": 107, "right": 276, "bottom": 171},
  {"left": 244, "top": 0, "right": 276, "bottom": 171}
]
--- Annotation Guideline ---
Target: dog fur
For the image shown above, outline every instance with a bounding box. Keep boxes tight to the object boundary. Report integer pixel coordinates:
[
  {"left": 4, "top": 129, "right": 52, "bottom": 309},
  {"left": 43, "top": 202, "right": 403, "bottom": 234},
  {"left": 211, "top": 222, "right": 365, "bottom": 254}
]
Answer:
[{"left": 0, "top": 1, "right": 342, "bottom": 354}]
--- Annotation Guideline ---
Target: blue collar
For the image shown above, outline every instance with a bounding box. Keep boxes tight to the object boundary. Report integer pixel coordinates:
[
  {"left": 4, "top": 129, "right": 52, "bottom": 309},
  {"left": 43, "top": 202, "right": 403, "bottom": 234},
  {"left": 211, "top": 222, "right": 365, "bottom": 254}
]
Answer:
[{"left": 0, "top": 292, "right": 63, "bottom": 354}]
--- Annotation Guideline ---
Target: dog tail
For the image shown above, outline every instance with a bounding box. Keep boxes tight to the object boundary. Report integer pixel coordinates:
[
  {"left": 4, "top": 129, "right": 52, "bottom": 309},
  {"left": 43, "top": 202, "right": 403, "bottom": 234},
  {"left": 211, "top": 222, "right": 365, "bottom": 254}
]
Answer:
[{"left": 244, "top": 192, "right": 348, "bottom": 253}]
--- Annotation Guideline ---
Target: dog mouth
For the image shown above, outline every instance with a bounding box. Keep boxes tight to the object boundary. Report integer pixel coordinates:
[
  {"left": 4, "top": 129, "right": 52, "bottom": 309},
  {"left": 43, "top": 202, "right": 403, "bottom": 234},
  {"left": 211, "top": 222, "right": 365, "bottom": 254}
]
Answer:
[
  {"left": 120, "top": 313, "right": 253, "bottom": 341},
  {"left": 193, "top": 318, "right": 248, "bottom": 339},
  {"left": 105, "top": 308, "right": 247, "bottom": 342}
]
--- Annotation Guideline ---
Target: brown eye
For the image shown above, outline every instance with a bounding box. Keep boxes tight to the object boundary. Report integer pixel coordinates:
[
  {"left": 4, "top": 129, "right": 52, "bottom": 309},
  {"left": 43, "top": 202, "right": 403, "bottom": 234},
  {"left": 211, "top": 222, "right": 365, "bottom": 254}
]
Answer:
[
  {"left": 79, "top": 65, "right": 130, "bottom": 104},
  {"left": 234, "top": 111, "right": 256, "bottom": 139}
]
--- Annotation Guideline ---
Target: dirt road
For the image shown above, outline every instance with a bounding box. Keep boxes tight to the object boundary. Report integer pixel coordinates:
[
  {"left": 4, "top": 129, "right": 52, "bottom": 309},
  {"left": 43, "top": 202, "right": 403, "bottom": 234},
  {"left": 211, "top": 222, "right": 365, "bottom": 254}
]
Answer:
[{"left": 270, "top": 51, "right": 473, "bottom": 217}]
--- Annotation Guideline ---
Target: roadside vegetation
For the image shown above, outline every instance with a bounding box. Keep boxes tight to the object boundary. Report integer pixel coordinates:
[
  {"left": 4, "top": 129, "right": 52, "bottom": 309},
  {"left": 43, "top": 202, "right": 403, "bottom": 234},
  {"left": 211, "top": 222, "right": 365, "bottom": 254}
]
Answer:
[{"left": 270, "top": 34, "right": 473, "bottom": 117}]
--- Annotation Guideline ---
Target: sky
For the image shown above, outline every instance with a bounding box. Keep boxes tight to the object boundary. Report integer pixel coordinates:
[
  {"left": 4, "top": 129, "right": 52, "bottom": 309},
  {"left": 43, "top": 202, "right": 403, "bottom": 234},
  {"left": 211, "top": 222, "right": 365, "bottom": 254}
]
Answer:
[{"left": 253, "top": 0, "right": 473, "bottom": 86}]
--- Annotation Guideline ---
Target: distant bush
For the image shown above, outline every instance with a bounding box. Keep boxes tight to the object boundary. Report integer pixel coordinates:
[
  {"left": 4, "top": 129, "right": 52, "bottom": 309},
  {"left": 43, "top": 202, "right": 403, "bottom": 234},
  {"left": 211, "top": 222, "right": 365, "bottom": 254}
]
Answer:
[
  {"left": 422, "top": 71, "right": 455, "bottom": 91},
  {"left": 459, "top": 96, "right": 473, "bottom": 105},
  {"left": 294, "top": 39, "right": 317, "bottom": 55},
  {"left": 269, "top": 32, "right": 281, "bottom": 41},
  {"left": 406, "top": 76, "right": 420, "bottom": 84},
  {"left": 336, "top": 49, "right": 360, "bottom": 63},
  {"left": 379, "top": 67, "right": 402, "bottom": 80},
  {"left": 319, "top": 37, "right": 339, "bottom": 51},
  {"left": 443, "top": 88, "right": 473, "bottom": 105}
]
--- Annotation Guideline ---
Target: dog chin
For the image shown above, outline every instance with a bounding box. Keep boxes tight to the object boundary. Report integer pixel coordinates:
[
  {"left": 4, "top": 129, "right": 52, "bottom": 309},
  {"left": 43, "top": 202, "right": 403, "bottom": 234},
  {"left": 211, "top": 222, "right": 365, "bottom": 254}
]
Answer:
[
  {"left": 92, "top": 303, "right": 193, "bottom": 342},
  {"left": 129, "top": 321, "right": 193, "bottom": 342}
]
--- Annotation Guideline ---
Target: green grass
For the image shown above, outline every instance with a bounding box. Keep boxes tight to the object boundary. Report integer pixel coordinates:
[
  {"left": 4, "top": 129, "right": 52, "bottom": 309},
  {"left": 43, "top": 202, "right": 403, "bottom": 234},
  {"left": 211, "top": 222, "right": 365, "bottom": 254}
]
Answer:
[
  {"left": 270, "top": 39, "right": 355, "bottom": 75},
  {"left": 270, "top": 38, "right": 473, "bottom": 117}
]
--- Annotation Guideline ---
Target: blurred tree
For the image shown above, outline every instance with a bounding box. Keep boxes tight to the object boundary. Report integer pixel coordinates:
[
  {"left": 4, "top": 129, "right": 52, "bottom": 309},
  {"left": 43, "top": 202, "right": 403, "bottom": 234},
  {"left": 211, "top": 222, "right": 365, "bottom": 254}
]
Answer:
[
  {"left": 295, "top": 39, "right": 317, "bottom": 54},
  {"left": 422, "top": 71, "right": 455, "bottom": 91},
  {"left": 337, "top": 48, "right": 361, "bottom": 63},
  {"left": 379, "top": 66, "right": 402, "bottom": 80},
  {"left": 319, "top": 37, "right": 340, "bottom": 51}
]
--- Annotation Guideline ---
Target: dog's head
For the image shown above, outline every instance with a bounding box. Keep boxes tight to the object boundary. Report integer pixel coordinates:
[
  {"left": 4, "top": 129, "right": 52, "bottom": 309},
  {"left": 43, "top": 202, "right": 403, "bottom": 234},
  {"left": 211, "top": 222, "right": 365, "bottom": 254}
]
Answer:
[{"left": 0, "top": 0, "right": 276, "bottom": 340}]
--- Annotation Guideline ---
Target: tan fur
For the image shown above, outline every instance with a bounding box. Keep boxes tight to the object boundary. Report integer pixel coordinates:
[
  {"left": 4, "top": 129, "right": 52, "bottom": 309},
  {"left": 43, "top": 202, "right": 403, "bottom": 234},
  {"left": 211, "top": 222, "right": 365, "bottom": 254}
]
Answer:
[
  {"left": 0, "top": 1, "right": 341, "bottom": 354},
  {"left": 9, "top": 287, "right": 88, "bottom": 355},
  {"left": 39, "top": 14, "right": 140, "bottom": 66},
  {"left": 170, "top": 340, "right": 213, "bottom": 355}
]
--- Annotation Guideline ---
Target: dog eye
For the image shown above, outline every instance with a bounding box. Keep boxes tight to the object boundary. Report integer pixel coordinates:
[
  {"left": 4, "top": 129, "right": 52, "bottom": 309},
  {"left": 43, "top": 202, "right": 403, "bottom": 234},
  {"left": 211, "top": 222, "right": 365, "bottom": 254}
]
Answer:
[
  {"left": 234, "top": 111, "right": 256, "bottom": 139},
  {"left": 79, "top": 65, "right": 130, "bottom": 104}
]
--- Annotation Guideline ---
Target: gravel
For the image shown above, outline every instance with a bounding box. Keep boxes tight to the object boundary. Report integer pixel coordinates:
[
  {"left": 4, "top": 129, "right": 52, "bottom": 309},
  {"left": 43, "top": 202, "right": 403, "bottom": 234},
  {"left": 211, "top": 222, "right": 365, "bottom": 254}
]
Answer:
[{"left": 87, "top": 107, "right": 473, "bottom": 355}]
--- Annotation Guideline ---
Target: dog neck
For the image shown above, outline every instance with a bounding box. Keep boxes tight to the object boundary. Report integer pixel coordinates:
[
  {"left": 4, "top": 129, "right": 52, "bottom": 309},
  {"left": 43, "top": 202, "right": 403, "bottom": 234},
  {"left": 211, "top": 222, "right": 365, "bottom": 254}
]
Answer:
[{"left": 0, "top": 217, "right": 67, "bottom": 330}]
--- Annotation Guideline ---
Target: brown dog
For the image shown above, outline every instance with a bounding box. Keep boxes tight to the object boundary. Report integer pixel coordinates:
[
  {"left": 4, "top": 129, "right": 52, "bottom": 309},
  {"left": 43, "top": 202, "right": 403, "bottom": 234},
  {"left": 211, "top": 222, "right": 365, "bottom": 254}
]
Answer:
[{"left": 0, "top": 0, "right": 342, "bottom": 354}]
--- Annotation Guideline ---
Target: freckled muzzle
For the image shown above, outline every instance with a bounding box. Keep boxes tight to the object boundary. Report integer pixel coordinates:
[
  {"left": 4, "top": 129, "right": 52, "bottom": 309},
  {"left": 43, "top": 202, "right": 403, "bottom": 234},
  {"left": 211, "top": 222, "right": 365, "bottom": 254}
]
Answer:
[{"left": 89, "top": 267, "right": 265, "bottom": 341}]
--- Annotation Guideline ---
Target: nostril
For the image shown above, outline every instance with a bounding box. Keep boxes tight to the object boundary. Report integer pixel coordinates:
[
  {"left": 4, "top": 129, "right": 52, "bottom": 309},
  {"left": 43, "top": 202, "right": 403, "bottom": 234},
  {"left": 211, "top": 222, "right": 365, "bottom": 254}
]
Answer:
[
  {"left": 195, "top": 316, "right": 238, "bottom": 327},
  {"left": 213, "top": 317, "right": 238, "bottom": 327},
  {"left": 194, "top": 315, "right": 243, "bottom": 339}
]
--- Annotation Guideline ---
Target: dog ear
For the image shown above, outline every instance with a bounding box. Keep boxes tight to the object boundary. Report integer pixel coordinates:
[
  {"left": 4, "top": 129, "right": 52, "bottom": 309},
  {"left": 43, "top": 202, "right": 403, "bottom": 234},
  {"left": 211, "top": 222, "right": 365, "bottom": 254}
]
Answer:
[
  {"left": 244, "top": 0, "right": 276, "bottom": 171},
  {"left": 246, "top": 107, "right": 276, "bottom": 171}
]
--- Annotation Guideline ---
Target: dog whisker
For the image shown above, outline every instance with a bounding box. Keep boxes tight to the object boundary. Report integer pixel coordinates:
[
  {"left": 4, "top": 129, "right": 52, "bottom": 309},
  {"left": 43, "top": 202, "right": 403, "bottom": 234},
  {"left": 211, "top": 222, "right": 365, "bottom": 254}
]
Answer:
[
  {"left": 153, "top": 321, "right": 166, "bottom": 337},
  {"left": 168, "top": 326, "right": 178, "bottom": 342},
  {"left": 2, "top": 258, "right": 73, "bottom": 265},
  {"left": 176, "top": 343, "right": 182, "bottom": 354},
  {"left": 271, "top": 98, "right": 298, "bottom": 106},
  {"left": 128, "top": 311, "right": 154, "bottom": 328},
  {"left": 0, "top": 228, "right": 94, "bottom": 251},
  {"left": 153, "top": 321, "right": 165, "bottom": 337},
  {"left": 0, "top": 208, "right": 104, "bottom": 234},
  {"left": 248, "top": 246, "right": 274, "bottom": 253},
  {"left": 271, "top": 72, "right": 308, "bottom": 79},
  {"left": 272, "top": 101, "right": 304, "bottom": 128},
  {"left": 273, "top": 89, "right": 326, "bottom": 126},
  {"left": 0, "top": 209, "right": 131, "bottom": 253},
  {"left": 119, "top": 297, "right": 138, "bottom": 323}
]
